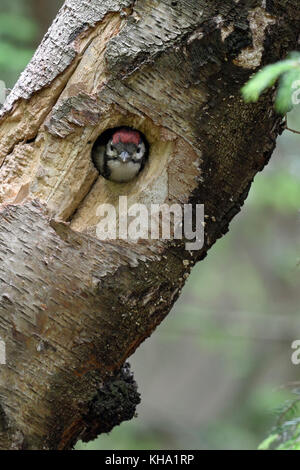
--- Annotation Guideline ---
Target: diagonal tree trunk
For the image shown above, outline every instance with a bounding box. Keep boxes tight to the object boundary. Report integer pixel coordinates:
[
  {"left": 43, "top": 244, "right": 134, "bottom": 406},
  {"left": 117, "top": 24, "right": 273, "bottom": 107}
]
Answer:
[{"left": 0, "top": 0, "right": 298, "bottom": 450}]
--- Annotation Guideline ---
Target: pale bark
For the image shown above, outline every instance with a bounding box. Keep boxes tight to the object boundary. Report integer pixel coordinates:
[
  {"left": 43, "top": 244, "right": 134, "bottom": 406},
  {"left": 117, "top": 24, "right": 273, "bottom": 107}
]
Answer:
[{"left": 0, "top": 0, "right": 299, "bottom": 450}]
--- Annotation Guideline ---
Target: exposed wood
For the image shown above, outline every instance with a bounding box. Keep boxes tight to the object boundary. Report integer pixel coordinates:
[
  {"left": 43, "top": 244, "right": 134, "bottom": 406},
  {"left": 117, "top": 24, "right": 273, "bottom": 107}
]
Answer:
[{"left": 0, "top": 0, "right": 299, "bottom": 449}]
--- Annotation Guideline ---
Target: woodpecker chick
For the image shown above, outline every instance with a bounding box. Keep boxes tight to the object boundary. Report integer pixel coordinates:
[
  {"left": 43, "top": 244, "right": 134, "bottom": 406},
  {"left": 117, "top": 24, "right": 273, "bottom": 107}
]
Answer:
[{"left": 93, "top": 128, "right": 147, "bottom": 183}]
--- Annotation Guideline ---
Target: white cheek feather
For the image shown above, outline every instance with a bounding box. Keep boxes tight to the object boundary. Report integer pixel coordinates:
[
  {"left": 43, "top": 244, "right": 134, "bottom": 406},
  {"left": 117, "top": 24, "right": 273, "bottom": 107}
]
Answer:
[
  {"left": 134, "top": 141, "right": 146, "bottom": 161},
  {"left": 108, "top": 160, "right": 141, "bottom": 182}
]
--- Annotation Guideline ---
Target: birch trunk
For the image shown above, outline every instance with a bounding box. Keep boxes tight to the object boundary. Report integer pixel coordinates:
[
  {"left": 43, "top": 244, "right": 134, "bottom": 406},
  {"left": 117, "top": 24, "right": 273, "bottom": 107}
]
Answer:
[{"left": 0, "top": 0, "right": 298, "bottom": 450}]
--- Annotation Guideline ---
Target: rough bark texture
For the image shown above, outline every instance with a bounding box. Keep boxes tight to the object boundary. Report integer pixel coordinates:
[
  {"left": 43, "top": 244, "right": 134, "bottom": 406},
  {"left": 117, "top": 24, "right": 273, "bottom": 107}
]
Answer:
[{"left": 0, "top": 0, "right": 299, "bottom": 450}]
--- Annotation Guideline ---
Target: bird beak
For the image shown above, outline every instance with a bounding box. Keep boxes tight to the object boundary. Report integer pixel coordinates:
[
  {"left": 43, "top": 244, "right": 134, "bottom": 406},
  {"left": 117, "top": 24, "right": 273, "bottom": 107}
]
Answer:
[{"left": 119, "top": 151, "right": 130, "bottom": 163}]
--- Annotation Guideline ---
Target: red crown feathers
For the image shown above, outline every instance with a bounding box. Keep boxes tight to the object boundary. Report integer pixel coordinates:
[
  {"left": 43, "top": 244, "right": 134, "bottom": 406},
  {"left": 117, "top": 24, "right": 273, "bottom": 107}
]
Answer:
[{"left": 112, "top": 128, "right": 141, "bottom": 146}]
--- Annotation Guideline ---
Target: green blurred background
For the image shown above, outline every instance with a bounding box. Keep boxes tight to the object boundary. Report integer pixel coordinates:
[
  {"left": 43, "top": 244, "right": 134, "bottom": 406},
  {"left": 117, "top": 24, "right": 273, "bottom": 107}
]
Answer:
[{"left": 1, "top": 0, "right": 299, "bottom": 450}]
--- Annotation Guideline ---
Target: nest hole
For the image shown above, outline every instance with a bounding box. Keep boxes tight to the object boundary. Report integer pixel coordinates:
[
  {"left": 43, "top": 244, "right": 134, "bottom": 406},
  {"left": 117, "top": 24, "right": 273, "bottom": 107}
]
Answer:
[{"left": 91, "top": 126, "right": 149, "bottom": 183}]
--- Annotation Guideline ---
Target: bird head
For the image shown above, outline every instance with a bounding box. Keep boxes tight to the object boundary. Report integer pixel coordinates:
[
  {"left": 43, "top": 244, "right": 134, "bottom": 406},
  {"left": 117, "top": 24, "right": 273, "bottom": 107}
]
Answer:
[{"left": 104, "top": 128, "right": 147, "bottom": 182}]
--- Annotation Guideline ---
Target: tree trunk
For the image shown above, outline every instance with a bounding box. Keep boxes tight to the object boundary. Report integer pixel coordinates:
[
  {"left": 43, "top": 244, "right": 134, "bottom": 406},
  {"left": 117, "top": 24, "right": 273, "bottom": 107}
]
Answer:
[{"left": 0, "top": 0, "right": 298, "bottom": 450}]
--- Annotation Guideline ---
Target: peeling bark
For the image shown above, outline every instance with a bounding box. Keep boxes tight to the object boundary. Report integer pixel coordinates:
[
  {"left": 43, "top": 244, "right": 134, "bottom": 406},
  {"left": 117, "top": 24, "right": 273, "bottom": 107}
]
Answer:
[{"left": 0, "top": 0, "right": 299, "bottom": 450}]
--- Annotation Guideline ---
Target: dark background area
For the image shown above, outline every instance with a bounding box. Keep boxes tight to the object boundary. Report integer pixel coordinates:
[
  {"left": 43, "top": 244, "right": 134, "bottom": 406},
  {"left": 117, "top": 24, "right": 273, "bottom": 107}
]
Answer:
[{"left": 1, "top": 0, "right": 299, "bottom": 450}]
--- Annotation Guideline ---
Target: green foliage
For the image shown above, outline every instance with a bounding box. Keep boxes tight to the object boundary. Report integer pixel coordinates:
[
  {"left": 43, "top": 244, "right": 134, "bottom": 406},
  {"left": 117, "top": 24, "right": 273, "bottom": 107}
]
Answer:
[
  {"left": 258, "top": 434, "right": 279, "bottom": 450},
  {"left": 241, "top": 52, "right": 300, "bottom": 114},
  {"left": 259, "top": 388, "right": 300, "bottom": 450},
  {"left": 276, "top": 67, "right": 300, "bottom": 114}
]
